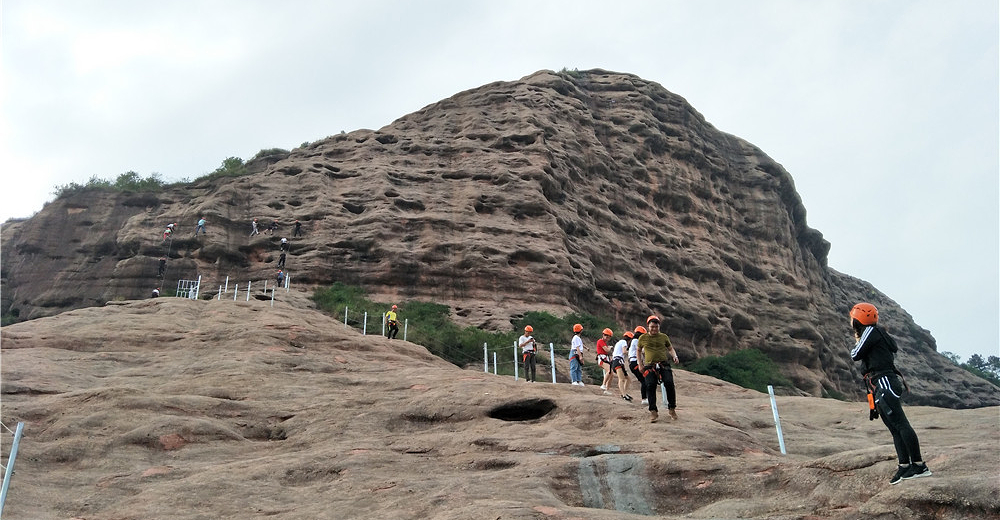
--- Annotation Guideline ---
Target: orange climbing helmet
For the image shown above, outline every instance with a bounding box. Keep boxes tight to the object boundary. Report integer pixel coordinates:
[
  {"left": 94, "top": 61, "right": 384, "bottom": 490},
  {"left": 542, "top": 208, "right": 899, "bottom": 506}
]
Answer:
[
  {"left": 634, "top": 325, "right": 647, "bottom": 334},
  {"left": 624, "top": 331, "right": 634, "bottom": 339},
  {"left": 392, "top": 304, "right": 397, "bottom": 310},
  {"left": 524, "top": 325, "right": 533, "bottom": 333},
  {"left": 850, "top": 302, "right": 879, "bottom": 326},
  {"left": 573, "top": 323, "right": 583, "bottom": 333},
  {"left": 646, "top": 315, "right": 660, "bottom": 324},
  {"left": 602, "top": 328, "right": 613, "bottom": 336}
]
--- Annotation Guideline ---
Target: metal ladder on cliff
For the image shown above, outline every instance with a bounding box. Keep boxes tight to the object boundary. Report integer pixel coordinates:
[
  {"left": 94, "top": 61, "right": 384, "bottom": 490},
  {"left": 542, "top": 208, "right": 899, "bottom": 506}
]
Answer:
[{"left": 0, "top": 420, "right": 26, "bottom": 517}]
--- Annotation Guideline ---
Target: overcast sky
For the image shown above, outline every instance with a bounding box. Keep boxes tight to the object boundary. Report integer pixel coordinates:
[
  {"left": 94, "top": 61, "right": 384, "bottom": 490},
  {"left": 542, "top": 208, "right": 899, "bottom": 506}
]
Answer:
[{"left": 2, "top": 1, "right": 997, "bottom": 362}]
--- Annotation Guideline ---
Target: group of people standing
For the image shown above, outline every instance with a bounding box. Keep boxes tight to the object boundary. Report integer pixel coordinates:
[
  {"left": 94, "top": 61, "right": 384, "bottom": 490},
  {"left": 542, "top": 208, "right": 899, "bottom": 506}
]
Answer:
[
  {"left": 520, "top": 315, "right": 680, "bottom": 423},
  {"left": 518, "top": 301, "right": 930, "bottom": 486}
]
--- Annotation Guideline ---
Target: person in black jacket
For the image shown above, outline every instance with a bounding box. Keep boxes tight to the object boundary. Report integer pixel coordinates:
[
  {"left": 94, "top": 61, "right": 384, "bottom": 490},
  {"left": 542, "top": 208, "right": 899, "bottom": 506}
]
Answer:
[{"left": 850, "top": 302, "right": 932, "bottom": 484}]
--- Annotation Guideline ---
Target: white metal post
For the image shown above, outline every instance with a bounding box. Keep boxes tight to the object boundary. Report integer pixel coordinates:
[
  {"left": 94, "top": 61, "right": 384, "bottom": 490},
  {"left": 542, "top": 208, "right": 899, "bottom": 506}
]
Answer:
[
  {"left": 363, "top": 312, "right": 368, "bottom": 335},
  {"left": 382, "top": 313, "right": 386, "bottom": 337},
  {"left": 224, "top": 276, "right": 229, "bottom": 293},
  {"left": 514, "top": 340, "right": 519, "bottom": 381},
  {"left": 493, "top": 352, "right": 497, "bottom": 375},
  {"left": 0, "top": 422, "right": 25, "bottom": 517},
  {"left": 344, "top": 306, "right": 349, "bottom": 327},
  {"left": 246, "top": 281, "right": 251, "bottom": 301},
  {"left": 484, "top": 343, "right": 488, "bottom": 372},
  {"left": 270, "top": 287, "right": 275, "bottom": 307},
  {"left": 403, "top": 319, "right": 408, "bottom": 341},
  {"left": 218, "top": 286, "right": 222, "bottom": 300},
  {"left": 550, "top": 343, "right": 556, "bottom": 383},
  {"left": 194, "top": 275, "right": 201, "bottom": 299},
  {"left": 234, "top": 284, "right": 238, "bottom": 301},
  {"left": 768, "top": 385, "right": 787, "bottom": 455}
]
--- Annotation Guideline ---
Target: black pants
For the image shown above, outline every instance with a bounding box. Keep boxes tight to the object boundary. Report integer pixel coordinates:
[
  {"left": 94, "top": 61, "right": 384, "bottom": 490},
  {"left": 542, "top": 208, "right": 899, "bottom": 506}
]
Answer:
[
  {"left": 643, "top": 363, "right": 676, "bottom": 411},
  {"left": 523, "top": 351, "right": 536, "bottom": 381},
  {"left": 872, "top": 373, "right": 922, "bottom": 464},
  {"left": 387, "top": 322, "right": 398, "bottom": 339},
  {"left": 629, "top": 360, "right": 647, "bottom": 399}
]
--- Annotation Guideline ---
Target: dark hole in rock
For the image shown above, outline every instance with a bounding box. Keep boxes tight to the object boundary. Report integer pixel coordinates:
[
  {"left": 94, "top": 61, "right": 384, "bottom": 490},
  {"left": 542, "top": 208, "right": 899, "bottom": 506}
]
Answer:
[{"left": 488, "top": 398, "right": 556, "bottom": 421}]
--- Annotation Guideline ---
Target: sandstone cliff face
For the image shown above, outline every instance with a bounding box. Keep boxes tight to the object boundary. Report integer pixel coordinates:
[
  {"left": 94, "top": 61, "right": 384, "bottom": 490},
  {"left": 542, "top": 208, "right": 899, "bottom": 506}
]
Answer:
[{"left": 1, "top": 69, "right": 996, "bottom": 408}]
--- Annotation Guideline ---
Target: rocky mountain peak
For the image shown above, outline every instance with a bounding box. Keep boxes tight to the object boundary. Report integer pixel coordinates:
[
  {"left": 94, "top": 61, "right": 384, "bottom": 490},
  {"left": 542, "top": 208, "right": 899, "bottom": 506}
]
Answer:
[{"left": 2, "top": 69, "right": 996, "bottom": 408}]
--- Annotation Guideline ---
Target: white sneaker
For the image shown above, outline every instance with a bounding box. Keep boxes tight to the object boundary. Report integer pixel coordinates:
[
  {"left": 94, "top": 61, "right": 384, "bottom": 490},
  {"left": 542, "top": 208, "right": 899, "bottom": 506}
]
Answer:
[
  {"left": 641, "top": 399, "right": 648, "bottom": 405},
  {"left": 600, "top": 385, "right": 607, "bottom": 390}
]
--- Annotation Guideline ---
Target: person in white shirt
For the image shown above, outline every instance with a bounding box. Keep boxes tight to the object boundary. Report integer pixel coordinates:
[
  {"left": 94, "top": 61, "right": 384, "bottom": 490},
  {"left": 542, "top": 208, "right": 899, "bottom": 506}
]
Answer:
[
  {"left": 569, "top": 324, "right": 586, "bottom": 385},
  {"left": 612, "top": 331, "right": 634, "bottom": 401},
  {"left": 519, "top": 325, "right": 538, "bottom": 382},
  {"left": 628, "top": 326, "right": 648, "bottom": 404}
]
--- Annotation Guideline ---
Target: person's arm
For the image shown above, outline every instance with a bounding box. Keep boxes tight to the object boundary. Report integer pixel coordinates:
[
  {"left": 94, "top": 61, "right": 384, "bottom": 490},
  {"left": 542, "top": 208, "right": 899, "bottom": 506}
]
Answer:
[{"left": 850, "top": 326, "right": 874, "bottom": 361}]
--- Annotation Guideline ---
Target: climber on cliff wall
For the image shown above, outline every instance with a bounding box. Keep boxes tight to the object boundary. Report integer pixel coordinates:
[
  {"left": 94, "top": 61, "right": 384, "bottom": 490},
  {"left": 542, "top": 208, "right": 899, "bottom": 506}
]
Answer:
[
  {"left": 628, "top": 325, "right": 648, "bottom": 404},
  {"left": 193, "top": 217, "right": 207, "bottom": 236},
  {"left": 849, "top": 302, "right": 932, "bottom": 485},
  {"left": 250, "top": 218, "right": 260, "bottom": 236},
  {"left": 162, "top": 223, "right": 174, "bottom": 242},
  {"left": 636, "top": 315, "right": 678, "bottom": 422}
]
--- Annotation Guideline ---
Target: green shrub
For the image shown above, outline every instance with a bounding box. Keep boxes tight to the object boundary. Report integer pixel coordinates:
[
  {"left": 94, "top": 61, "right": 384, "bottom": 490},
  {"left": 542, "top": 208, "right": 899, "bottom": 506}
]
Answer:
[
  {"left": 312, "top": 283, "right": 615, "bottom": 374},
  {"left": 53, "top": 171, "right": 164, "bottom": 199},
  {"left": 1, "top": 308, "right": 21, "bottom": 327},
  {"left": 204, "top": 157, "right": 248, "bottom": 179},
  {"left": 252, "top": 148, "right": 290, "bottom": 160},
  {"left": 687, "top": 349, "right": 792, "bottom": 393}
]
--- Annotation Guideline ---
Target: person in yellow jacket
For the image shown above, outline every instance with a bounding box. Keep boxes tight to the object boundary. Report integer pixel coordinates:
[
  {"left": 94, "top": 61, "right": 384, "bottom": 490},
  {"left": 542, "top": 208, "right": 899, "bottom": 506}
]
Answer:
[{"left": 385, "top": 305, "right": 399, "bottom": 339}]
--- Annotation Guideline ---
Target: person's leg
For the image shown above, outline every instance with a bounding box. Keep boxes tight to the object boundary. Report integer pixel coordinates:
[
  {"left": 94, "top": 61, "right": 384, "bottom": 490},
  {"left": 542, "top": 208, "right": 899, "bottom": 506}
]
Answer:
[
  {"left": 644, "top": 370, "right": 658, "bottom": 411},
  {"left": 643, "top": 369, "right": 659, "bottom": 421},
  {"left": 877, "top": 383, "right": 922, "bottom": 464},
  {"left": 600, "top": 360, "right": 612, "bottom": 390},
  {"left": 630, "top": 361, "right": 647, "bottom": 400},
  {"left": 658, "top": 366, "right": 677, "bottom": 419}
]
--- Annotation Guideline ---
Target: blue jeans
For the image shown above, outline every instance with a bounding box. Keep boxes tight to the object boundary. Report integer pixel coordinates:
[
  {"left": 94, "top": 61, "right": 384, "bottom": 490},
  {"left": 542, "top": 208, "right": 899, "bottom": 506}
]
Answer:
[{"left": 570, "top": 356, "right": 582, "bottom": 382}]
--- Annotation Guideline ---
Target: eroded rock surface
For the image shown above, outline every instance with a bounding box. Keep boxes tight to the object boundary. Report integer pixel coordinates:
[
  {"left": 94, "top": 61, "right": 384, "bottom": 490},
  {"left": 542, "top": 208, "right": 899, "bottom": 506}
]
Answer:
[
  {"left": 2, "top": 69, "right": 996, "bottom": 407},
  {"left": 2, "top": 298, "right": 997, "bottom": 519}
]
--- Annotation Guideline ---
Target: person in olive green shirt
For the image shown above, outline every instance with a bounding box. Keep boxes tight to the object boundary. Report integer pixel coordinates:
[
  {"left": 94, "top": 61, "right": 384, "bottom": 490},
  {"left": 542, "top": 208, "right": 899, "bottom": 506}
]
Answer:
[{"left": 636, "top": 315, "right": 679, "bottom": 422}]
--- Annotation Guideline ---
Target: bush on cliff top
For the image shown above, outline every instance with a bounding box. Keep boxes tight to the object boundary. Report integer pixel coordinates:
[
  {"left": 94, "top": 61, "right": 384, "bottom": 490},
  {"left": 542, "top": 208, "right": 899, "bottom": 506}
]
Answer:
[{"left": 311, "top": 283, "right": 616, "bottom": 378}]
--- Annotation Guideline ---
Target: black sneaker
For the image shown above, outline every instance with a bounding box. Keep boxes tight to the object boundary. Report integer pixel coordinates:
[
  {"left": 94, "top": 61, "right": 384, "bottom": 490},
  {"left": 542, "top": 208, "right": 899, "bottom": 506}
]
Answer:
[
  {"left": 622, "top": 394, "right": 633, "bottom": 402},
  {"left": 903, "top": 463, "right": 932, "bottom": 480},
  {"left": 889, "top": 465, "right": 910, "bottom": 485}
]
